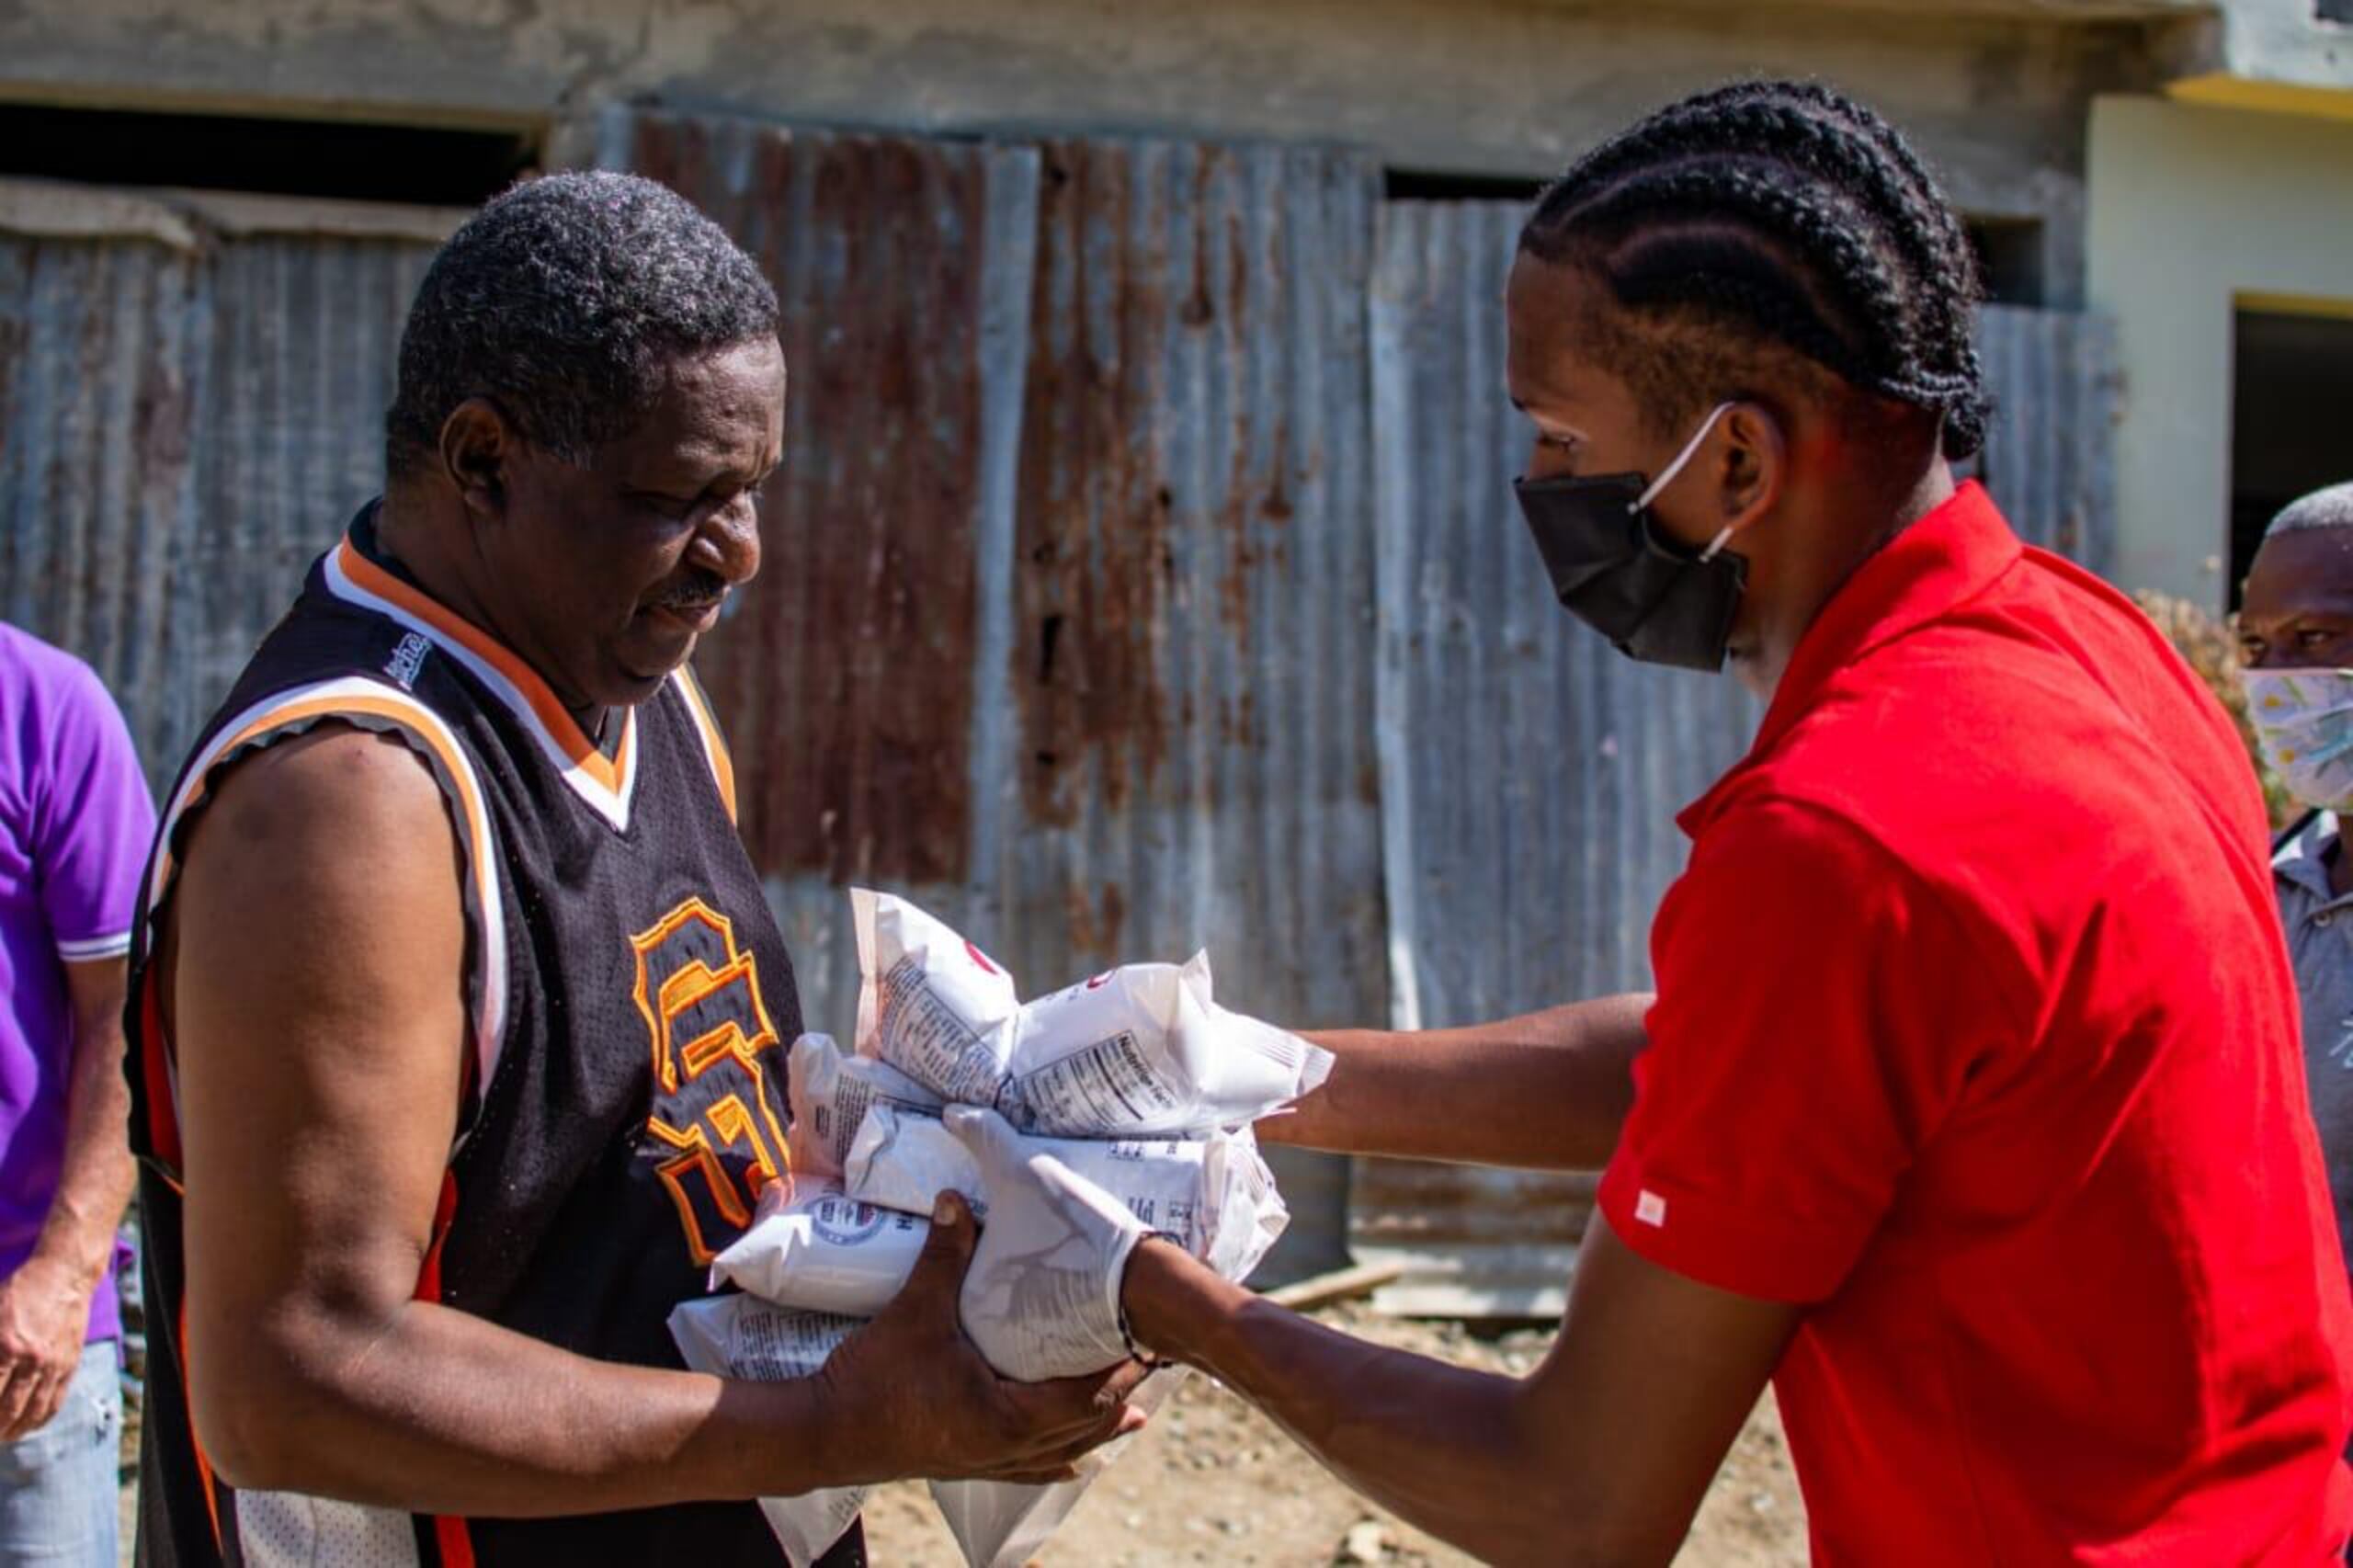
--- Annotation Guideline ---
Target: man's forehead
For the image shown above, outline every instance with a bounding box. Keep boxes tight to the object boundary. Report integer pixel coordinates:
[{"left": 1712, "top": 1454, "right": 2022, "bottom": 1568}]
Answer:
[
  {"left": 606, "top": 339, "right": 785, "bottom": 468},
  {"left": 2246, "top": 528, "right": 2353, "bottom": 616}
]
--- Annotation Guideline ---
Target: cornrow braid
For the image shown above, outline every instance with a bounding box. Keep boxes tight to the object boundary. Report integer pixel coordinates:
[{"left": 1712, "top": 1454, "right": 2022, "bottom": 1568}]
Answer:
[{"left": 1523, "top": 79, "right": 1990, "bottom": 460}]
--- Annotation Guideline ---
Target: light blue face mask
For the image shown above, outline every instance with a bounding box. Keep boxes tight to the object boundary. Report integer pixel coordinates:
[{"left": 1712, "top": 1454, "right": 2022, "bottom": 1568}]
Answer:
[{"left": 2242, "top": 667, "right": 2353, "bottom": 811}]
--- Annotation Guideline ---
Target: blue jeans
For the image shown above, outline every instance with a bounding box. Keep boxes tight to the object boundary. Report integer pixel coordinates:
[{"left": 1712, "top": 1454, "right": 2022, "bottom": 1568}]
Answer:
[{"left": 0, "top": 1342, "right": 119, "bottom": 1565}]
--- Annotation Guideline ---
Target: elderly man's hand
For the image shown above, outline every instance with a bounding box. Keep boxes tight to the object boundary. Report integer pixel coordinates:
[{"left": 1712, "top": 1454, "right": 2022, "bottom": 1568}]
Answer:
[
  {"left": 813, "top": 1191, "right": 1147, "bottom": 1486},
  {"left": 0, "top": 1256, "right": 93, "bottom": 1441}
]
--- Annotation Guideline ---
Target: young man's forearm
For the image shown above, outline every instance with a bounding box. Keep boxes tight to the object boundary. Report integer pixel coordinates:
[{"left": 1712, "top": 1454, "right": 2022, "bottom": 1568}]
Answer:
[
  {"left": 1125, "top": 1243, "right": 1571, "bottom": 1564},
  {"left": 1267, "top": 993, "right": 1650, "bottom": 1170}
]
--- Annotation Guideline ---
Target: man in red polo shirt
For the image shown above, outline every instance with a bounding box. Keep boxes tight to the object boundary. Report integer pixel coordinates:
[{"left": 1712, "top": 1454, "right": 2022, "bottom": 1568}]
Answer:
[{"left": 981, "top": 82, "right": 2353, "bottom": 1562}]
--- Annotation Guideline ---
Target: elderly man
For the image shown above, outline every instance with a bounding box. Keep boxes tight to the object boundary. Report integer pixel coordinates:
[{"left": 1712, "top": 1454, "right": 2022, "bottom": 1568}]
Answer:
[
  {"left": 2243, "top": 481, "right": 2353, "bottom": 1302},
  {"left": 125, "top": 173, "right": 1140, "bottom": 1568}
]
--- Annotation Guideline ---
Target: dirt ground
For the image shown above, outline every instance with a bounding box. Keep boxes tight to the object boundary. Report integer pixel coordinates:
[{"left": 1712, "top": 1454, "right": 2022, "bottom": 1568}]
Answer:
[
  {"left": 861, "top": 1301, "right": 1808, "bottom": 1566},
  {"left": 114, "top": 1300, "right": 1807, "bottom": 1566}
]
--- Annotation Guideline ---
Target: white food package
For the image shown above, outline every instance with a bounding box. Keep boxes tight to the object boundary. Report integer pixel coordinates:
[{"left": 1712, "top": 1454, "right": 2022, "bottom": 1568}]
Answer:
[
  {"left": 709, "top": 1177, "right": 928, "bottom": 1318},
  {"left": 929, "top": 1369, "right": 1190, "bottom": 1568},
  {"left": 786, "top": 1031, "right": 943, "bottom": 1177},
  {"left": 666, "top": 1293, "right": 865, "bottom": 1568},
  {"left": 926, "top": 1123, "right": 1291, "bottom": 1568},
  {"left": 845, "top": 1103, "right": 1273, "bottom": 1265},
  {"left": 997, "top": 954, "right": 1335, "bottom": 1137},
  {"left": 852, "top": 889, "right": 1021, "bottom": 1105}
]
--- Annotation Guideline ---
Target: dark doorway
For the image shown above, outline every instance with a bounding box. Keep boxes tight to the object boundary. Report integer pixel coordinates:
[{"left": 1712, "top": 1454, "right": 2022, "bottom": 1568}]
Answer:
[
  {"left": 2230, "top": 306, "right": 2353, "bottom": 605},
  {"left": 0, "top": 103, "right": 538, "bottom": 207}
]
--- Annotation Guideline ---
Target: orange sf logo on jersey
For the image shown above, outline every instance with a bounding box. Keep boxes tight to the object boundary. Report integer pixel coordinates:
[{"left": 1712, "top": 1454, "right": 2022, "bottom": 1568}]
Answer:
[{"left": 628, "top": 897, "right": 794, "bottom": 1264}]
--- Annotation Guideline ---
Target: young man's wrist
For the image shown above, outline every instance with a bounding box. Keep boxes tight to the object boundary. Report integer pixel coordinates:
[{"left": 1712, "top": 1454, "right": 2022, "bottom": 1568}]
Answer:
[{"left": 1121, "top": 1235, "right": 1225, "bottom": 1367}]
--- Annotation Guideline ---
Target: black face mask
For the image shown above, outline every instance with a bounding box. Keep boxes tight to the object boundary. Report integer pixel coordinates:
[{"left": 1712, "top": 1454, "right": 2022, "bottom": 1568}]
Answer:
[{"left": 1511, "top": 403, "right": 1746, "bottom": 673}]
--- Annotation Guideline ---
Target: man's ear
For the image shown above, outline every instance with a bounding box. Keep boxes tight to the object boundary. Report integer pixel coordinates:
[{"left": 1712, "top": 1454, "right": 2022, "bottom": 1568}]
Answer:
[
  {"left": 437, "top": 398, "right": 515, "bottom": 524},
  {"left": 1714, "top": 402, "right": 1785, "bottom": 542}
]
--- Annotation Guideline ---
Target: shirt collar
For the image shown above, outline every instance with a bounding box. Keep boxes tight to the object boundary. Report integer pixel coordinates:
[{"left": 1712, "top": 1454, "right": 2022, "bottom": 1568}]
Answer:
[
  {"left": 1677, "top": 480, "right": 2022, "bottom": 839},
  {"left": 2275, "top": 810, "right": 2349, "bottom": 908}
]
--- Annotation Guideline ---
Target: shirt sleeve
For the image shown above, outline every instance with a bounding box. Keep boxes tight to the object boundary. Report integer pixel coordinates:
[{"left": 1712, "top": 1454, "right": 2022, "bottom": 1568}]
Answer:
[
  {"left": 31, "top": 659, "right": 157, "bottom": 961},
  {"left": 1597, "top": 795, "right": 2016, "bottom": 1303}
]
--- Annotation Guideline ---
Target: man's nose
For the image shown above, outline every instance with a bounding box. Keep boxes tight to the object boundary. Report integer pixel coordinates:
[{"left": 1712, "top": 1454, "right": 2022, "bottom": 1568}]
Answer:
[{"left": 694, "top": 494, "right": 762, "bottom": 586}]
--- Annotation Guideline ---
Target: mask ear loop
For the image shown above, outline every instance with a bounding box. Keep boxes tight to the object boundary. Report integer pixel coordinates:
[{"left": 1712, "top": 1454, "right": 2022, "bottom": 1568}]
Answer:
[{"left": 1631, "top": 401, "right": 1740, "bottom": 561}]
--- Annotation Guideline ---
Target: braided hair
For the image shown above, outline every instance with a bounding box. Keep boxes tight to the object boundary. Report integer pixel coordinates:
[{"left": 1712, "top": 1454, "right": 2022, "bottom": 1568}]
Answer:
[{"left": 1521, "top": 80, "right": 1990, "bottom": 461}]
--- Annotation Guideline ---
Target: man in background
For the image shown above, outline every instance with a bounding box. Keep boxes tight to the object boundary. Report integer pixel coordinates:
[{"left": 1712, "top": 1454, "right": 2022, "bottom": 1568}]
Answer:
[
  {"left": 2243, "top": 480, "right": 2353, "bottom": 1301},
  {"left": 0, "top": 620, "right": 150, "bottom": 1565}
]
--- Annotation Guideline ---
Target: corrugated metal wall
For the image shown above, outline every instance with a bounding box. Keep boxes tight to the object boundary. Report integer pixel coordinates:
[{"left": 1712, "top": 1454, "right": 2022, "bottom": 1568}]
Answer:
[
  {"left": 0, "top": 203, "right": 438, "bottom": 792},
  {"left": 988, "top": 137, "right": 1384, "bottom": 1277},
  {"left": 1357, "top": 201, "right": 1764, "bottom": 1315},
  {"left": 0, "top": 157, "right": 2123, "bottom": 1306}
]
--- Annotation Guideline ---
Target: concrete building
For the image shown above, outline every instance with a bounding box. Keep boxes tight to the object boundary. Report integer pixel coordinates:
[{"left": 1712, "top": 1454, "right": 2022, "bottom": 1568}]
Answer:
[
  {"left": 2089, "top": 0, "right": 2353, "bottom": 606},
  {"left": 0, "top": 1, "right": 2211, "bottom": 297}
]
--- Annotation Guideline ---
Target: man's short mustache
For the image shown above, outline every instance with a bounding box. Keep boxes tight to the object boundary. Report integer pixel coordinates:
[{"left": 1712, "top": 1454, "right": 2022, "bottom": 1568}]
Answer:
[{"left": 650, "top": 569, "right": 727, "bottom": 609}]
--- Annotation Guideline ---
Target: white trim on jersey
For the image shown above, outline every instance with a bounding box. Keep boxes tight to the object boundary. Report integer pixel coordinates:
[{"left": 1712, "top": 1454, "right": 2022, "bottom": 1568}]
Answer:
[
  {"left": 148, "top": 675, "right": 510, "bottom": 1101},
  {"left": 669, "top": 667, "right": 737, "bottom": 824},
  {"left": 322, "top": 544, "right": 643, "bottom": 832},
  {"left": 54, "top": 930, "right": 133, "bottom": 962}
]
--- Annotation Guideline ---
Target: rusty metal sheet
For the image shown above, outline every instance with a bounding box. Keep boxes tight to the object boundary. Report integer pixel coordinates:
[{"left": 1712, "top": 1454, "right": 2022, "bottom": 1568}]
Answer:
[
  {"left": 0, "top": 223, "right": 428, "bottom": 790},
  {"left": 988, "top": 138, "right": 1387, "bottom": 1278},
  {"left": 1358, "top": 199, "right": 1761, "bottom": 1316},
  {"left": 618, "top": 113, "right": 1041, "bottom": 901}
]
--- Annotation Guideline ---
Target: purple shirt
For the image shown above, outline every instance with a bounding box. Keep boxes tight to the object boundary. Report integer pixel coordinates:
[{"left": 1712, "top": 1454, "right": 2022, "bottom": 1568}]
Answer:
[{"left": 0, "top": 624, "right": 154, "bottom": 1342}]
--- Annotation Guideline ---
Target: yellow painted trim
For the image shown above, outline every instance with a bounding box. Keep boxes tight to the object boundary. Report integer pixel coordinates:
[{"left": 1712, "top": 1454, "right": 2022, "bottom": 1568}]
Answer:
[
  {"left": 2168, "top": 74, "right": 2353, "bottom": 125},
  {"left": 2234, "top": 290, "right": 2353, "bottom": 324}
]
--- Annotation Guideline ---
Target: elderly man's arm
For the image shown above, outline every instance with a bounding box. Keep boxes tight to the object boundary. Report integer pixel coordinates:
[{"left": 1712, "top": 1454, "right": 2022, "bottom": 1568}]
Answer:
[
  {"left": 173, "top": 726, "right": 1139, "bottom": 1513},
  {"left": 1260, "top": 995, "right": 1651, "bottom": 1171},
  {"left": 1124, "top": 1215, "right": 1793, "bottom": 1566}
]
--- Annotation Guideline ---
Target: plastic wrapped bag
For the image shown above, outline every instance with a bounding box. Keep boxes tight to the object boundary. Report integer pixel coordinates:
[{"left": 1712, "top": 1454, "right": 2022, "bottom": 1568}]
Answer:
[
  {"left": 852, "top": 890, "right": 1020, "bottom": 1104},
  {"left": 666, "top": 1294, "right": 865, "bottom": 1567},
  {"left": 786, "top": 1031, "right": 943, "bottom": 1178},
  {"left": 926, "top": 1124, "right": 1291, "bottom": 1568},
  {"left": 998, "top": 954, "right": 1335, "bottom": 1136},
  {"left": 709, "top": 1177, "right": 927, "bottom": 1318},
  {"left": 845, "top": 1104, "right": 1274, "bottom": 1264},
  {"left": 928, "top": 1369, "right": 1190, "bottom": 1568}
]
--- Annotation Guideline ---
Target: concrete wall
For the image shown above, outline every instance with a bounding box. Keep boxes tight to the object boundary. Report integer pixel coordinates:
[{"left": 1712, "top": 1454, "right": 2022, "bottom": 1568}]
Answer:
[
  {"left": 2087, "top": 93, "right": 2353, "bottom": 605},
  {"left": 0, "top": 0, "right": 2181, "bottom": 300},
  {"left": 2170, "top": 0, "right": 2353, "bottom": 106}
]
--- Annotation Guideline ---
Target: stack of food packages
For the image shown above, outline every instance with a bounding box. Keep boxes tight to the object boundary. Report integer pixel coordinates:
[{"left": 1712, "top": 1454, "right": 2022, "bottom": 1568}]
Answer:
[{"left": 668, "top": 890, "right": 1331, "bottom": 1568}]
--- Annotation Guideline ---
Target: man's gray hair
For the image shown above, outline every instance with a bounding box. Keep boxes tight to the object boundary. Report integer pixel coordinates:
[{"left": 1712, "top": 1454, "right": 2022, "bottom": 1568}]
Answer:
[
  {"left": 384, "top": 171, "right": 779, "bottom": 479},
  {"left": 2267, "top": 481, "right": 2353, "bottom": 540}
]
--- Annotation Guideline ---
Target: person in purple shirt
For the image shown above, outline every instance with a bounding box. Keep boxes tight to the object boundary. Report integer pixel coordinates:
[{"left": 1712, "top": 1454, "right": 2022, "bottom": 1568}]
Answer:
[{"left": 0, "top": 621, "right": 152, "bottom": 1565}]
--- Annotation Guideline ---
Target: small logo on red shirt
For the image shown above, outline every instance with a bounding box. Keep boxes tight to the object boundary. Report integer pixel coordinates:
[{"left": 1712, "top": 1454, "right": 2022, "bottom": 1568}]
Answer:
[{"left": 1635, "top": 1189, "right": 1667, "bottom": 1227}]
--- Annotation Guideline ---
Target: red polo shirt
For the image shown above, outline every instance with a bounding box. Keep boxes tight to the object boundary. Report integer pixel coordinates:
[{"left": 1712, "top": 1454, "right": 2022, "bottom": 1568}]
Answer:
[{"left": 1597, "top": 482, "right": 2353, "bottom": 1562}]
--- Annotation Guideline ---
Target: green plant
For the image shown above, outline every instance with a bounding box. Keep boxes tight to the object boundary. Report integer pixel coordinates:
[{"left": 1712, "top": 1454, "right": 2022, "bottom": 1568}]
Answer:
[{"left": 2132, "top": 590, "right": 2296, "bottom": 830}]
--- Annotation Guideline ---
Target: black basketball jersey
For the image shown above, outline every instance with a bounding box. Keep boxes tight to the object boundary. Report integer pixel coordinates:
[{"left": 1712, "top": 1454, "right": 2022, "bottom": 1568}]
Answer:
[{"left": 126, "top": 508, "right": 859, "bottom": 1568}]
